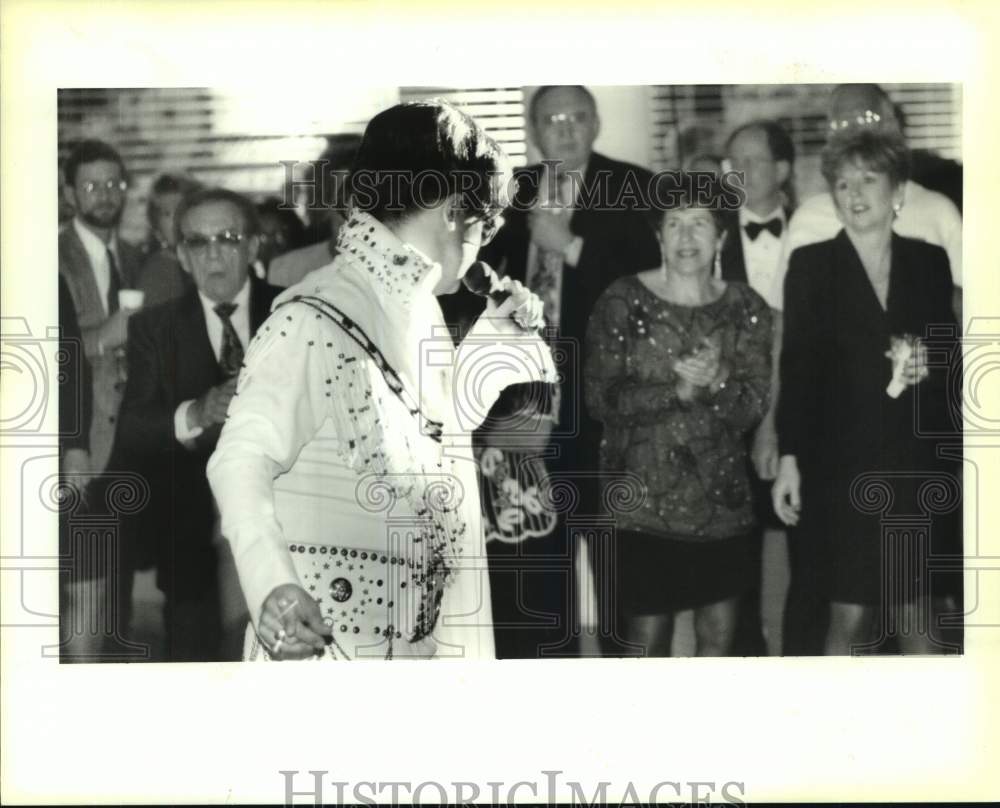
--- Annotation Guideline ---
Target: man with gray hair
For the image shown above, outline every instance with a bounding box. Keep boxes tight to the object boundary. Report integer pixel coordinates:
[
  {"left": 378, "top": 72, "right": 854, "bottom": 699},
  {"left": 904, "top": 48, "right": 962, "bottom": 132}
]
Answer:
[{"left": 115, "top": 187, "right": 282, "bottom": 660}]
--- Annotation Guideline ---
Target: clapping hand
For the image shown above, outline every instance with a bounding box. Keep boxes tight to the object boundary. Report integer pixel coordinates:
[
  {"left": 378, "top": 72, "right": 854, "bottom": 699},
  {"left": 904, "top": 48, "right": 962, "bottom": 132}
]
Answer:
[
  {"left": 674, "top": 337, "right": 724, "bottom": 400},
  {"left": 527, "top": 208, "right": 574, "bottom": 254},
  {"left": 258, "top": 583, "right": 332, "bottom": 660}
]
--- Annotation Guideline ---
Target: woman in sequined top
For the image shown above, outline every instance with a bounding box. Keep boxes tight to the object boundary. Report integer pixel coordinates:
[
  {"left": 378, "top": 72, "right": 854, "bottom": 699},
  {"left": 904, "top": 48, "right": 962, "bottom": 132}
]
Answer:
[{"left": 584, "top": 177, "right": 773, "bottom": 656}]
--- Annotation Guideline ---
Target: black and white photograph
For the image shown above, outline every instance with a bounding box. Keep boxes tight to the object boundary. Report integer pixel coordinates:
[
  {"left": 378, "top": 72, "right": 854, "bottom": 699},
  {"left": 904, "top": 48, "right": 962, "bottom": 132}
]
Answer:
[
  {"left": 2, "top": 2, "right": 998, "bottom": 805},
  {"left": 52, "top": 81, "right": 966, "bottom": 664}
]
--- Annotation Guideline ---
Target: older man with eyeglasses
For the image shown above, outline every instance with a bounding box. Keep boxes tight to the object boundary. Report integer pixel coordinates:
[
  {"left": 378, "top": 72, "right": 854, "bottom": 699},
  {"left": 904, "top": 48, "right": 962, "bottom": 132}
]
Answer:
[{"left": 112, "top": 187, "right": 282, "bottom": 661}]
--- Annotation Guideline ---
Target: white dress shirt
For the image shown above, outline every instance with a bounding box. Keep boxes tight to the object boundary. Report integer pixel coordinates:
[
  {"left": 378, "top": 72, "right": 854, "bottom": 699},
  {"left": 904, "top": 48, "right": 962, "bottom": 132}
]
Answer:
[
  {"left": 174, "top": 279, "right": 251, "bottom": 442},
  {"left": 771, "top": 180, "right": 962, "bottom": 311},
  {"left": 736, "top": 205, "right": 787, "bottom": 310},
  {"left": 73, "top": 217, "right": 121, "bottom": 317}
]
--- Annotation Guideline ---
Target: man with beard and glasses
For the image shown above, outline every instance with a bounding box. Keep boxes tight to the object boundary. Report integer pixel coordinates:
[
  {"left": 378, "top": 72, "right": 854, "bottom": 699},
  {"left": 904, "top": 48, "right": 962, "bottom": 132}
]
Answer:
[{"left": 58, "top": 139, "right": 143, "bottom": 661}]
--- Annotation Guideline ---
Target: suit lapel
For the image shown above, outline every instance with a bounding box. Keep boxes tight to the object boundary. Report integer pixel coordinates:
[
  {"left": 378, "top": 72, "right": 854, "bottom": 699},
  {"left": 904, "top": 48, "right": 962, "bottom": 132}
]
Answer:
[
  {"left": 834, "top": 230, "right": 890, "bottom": 340},
  {"left": 885, "top": 233, "right": 910, "bottom": 335},
  {"left": 502, "top": 164, "right": 543, "bottom": 284},
  {"left": 62, "top": 227, "right": 92, "bottom": 278},
  {"left": 59, "top": 228, "right": 105, "bottom": 324},
  {"left": 248, "top": 277, "right": 272, "bottom": 335},
  {"left": 720, "top": 212, "right": 748, "bottom": 283},
  {"left": 175, "top": 289, "right": 220, "bottom": 397},
  {"left": 569, "top": 152, "right": 609, "bottom": 234}
]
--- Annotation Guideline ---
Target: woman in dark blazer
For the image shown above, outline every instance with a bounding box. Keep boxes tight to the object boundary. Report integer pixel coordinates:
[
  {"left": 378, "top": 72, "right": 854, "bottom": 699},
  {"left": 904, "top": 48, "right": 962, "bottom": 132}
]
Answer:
[{"left": 773, "top": 129, "right": 961, "bottom": 655}]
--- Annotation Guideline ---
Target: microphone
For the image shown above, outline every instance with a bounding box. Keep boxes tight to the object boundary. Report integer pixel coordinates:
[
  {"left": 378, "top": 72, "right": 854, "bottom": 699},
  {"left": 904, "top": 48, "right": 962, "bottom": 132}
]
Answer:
[
  {"left": 464, "top": 261, "right": 544, "bottom": 334},
  {"left": 461, "top": 261, "right": 555, "bottom": 417}
]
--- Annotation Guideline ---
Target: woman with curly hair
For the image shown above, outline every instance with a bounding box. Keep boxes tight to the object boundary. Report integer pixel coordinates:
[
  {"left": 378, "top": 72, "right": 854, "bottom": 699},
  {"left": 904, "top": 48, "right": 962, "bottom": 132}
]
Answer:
[{"left": 585, "top": 176, "right": 773, "bottom": 656}]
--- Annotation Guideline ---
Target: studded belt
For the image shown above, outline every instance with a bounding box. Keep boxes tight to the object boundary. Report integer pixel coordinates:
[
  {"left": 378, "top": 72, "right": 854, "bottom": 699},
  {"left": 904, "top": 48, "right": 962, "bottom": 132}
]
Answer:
[{"left": 245, "top": 539, "right": 447, "bottom": 661}]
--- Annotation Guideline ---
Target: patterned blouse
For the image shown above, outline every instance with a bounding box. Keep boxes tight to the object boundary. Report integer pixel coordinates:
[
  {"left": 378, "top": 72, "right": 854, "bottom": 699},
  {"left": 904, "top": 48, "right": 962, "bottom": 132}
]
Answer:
[{"left": 584, "top": 274, "right": 773, "bottom": 541}]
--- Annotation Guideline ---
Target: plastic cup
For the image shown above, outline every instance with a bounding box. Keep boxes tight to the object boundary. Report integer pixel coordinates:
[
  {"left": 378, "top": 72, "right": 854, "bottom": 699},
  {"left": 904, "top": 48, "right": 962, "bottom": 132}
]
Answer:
[{"left": 118, "top": 289, "right": 145, "bottom": 310}]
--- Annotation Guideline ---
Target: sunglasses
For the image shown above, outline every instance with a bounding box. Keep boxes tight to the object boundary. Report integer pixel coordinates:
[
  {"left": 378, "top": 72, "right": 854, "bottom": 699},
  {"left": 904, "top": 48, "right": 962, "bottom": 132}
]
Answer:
[{"left": 181, "top": 230, "right": 246, "bottom": 254}]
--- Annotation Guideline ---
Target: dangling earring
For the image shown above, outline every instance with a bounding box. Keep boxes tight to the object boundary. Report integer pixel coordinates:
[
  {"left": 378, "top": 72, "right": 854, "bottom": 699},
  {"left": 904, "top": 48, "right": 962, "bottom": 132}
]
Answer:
[
  {"left": 713, "top": 231, "right": 727, "bottom": 280},
  {"left": 892, "top": 201, "right": 903, "bottom": 219}
]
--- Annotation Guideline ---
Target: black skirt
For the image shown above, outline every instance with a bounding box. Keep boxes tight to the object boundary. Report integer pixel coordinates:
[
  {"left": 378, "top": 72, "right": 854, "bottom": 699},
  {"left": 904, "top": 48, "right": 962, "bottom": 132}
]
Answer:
[
  {"left": 801, "top": 466, "right": 962, "bottom": 606},
  {"left": 615, "top": 528, "right": 756, "bottom": 614}
]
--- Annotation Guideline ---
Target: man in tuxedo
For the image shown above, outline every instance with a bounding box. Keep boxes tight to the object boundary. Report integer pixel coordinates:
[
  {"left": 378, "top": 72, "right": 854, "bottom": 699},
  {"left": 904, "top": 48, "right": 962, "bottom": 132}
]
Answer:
[
  {"left": 720, "top": 119, "right": 796, "bottom": 656},
  {"left": 58, "top": 139, "right": 143, "bottom": 660},
  {"left": 458, "top": 85, "right": 661, "bottom": 658},
  {"left": 115, "top": 187, "right": 281, "bottom": 661}
]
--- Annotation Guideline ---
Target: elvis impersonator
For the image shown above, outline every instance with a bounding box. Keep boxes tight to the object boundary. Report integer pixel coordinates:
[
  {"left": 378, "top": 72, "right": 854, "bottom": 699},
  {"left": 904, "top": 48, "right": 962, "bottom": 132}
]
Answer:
[{"left": 207, "top": 100, "right": 555, "bottom": 660}]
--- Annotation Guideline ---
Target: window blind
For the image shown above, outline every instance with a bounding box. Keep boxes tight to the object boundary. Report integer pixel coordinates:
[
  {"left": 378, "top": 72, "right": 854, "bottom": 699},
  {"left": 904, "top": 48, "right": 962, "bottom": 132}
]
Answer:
[
  {"left": 57, "top": 87, "right": 396, "bottom": 243},
  {"left": 398, "top": 87, "right": 527, "bottom": 166},
  {"left": 58, "top": 87, "right": 526, "bottom": 243},
  {"left": 649, "top": 83, "right": 962, "bottom": 172}
]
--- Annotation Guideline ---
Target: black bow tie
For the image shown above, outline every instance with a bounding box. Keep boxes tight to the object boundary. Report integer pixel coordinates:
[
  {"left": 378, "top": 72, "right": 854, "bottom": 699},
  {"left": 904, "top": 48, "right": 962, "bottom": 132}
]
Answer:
[{"left": 744, "top": 218, "right": 783, "bottom": 241}]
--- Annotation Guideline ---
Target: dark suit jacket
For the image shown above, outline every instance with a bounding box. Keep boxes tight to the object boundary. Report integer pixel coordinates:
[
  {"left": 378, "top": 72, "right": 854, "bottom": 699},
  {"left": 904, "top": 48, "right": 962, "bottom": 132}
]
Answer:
[
  {"left": 58, "top": 225, "right": 142, "bottom": 472},
  {"left": 778, "top": 231, "right": 958, "bottom": 481},
  {"left": 477, "top": 151, "right": 661, "bottom": 345},
  {"left": 113, "top": 275, "right": 281, "bottom": 597},
  {"left": 58, "top": 275, "right": 92, "bottom": 453},
  {"left": 442, "top": 152, "right": 661, "bottom": 476}
]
